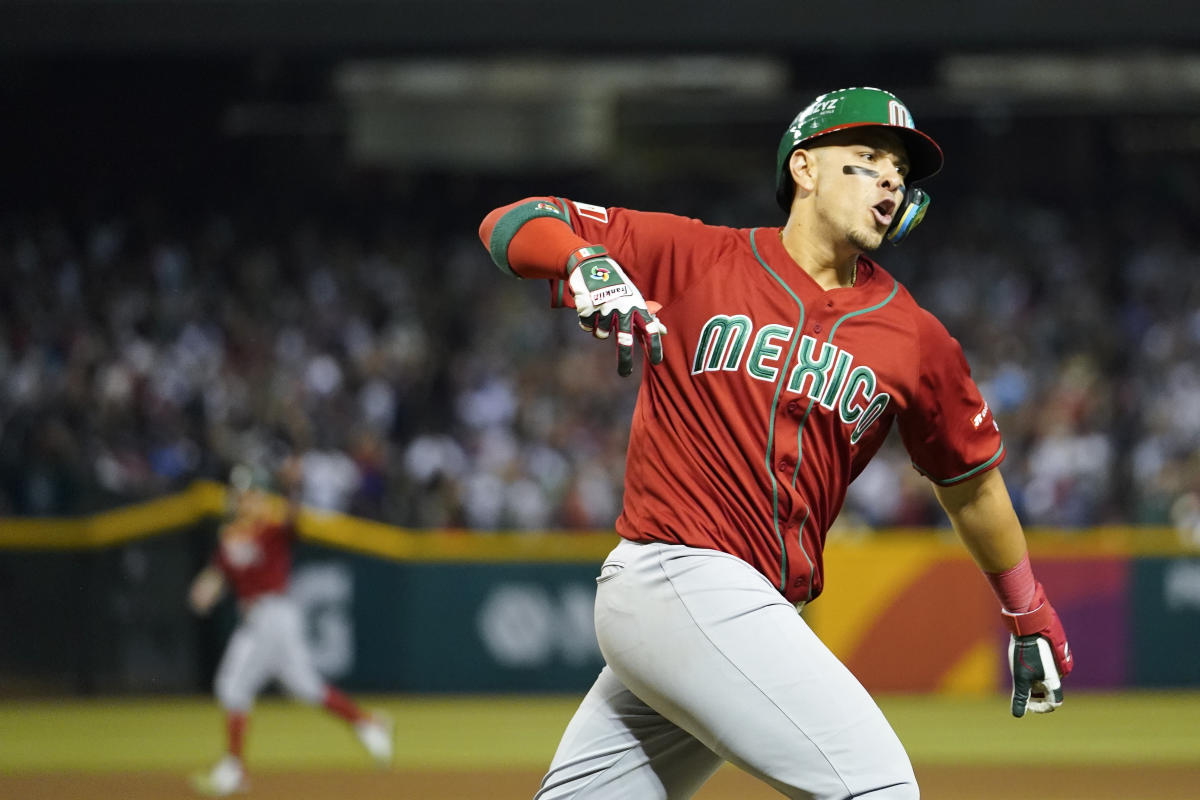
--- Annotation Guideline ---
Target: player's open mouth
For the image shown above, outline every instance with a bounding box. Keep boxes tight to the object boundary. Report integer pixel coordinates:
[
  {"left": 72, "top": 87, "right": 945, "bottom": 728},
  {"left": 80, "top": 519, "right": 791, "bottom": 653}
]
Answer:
[{"left": 872, "top": 199, "right": 895, "bottom": 227}]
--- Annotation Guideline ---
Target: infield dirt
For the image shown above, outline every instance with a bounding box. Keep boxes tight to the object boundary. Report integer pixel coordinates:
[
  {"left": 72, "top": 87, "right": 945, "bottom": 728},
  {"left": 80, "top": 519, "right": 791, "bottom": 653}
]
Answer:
[{"left": 3, "top": 764, "right": 1200, "bottom": 799}]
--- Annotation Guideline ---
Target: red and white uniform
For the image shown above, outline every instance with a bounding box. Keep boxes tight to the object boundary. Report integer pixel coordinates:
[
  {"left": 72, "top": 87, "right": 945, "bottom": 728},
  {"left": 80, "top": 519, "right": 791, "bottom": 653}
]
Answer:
[
  {"left": 214, "top": 518, "right": 295, "bottom": 604},
  {"left": 488, "top": 198, "right": 1003, "bottom": 800},
  {"left": 210, "top": 516, "right": 327, "bottom": 711}
]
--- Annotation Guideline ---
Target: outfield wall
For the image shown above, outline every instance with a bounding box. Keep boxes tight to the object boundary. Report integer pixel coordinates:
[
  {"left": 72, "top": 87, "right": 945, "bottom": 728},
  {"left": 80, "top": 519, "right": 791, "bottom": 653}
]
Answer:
[{"left": 2, "top": 481, "right": 1198, "bottom": 695}]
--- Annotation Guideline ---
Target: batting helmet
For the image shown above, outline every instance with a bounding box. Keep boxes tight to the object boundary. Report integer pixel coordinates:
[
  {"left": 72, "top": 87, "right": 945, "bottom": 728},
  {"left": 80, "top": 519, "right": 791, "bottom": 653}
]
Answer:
[
  {"left": 229, "top": 463, "right": 272, "bottom": 493},
  {"left": 774, "top": 87, "right": 944, "bottom": 240}
]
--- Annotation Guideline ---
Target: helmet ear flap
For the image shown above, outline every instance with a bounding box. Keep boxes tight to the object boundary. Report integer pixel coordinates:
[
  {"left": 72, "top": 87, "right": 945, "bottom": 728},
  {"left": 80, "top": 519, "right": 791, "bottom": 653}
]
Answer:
[
  {"left": 775, "top": 146, "right": 800, "bottom": 211},
  {"left": 885, "top": 187, "right": 931, "bottom": 244}
]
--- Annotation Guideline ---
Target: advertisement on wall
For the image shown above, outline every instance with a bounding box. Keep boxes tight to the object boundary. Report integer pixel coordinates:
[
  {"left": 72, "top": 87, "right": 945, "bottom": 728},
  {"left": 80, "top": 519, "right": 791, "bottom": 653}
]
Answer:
[{"left": 296, "top": 549, "right": 606, "bottom": 692}]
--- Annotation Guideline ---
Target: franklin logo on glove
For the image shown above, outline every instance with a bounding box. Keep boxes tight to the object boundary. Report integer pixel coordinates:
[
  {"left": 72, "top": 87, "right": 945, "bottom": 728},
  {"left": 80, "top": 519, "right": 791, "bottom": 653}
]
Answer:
[{"left": 590, "top": 283, "right": 632, "bottom": 304}]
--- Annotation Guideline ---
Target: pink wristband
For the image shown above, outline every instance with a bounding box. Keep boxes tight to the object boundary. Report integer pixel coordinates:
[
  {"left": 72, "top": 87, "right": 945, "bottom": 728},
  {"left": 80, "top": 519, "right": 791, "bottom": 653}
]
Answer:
[
  {"left": 984, "top": 552, "right": 1037, "bottom": 613},
  {"left": 1001, "top": 596, "right": 1053, "bottom": 636}
]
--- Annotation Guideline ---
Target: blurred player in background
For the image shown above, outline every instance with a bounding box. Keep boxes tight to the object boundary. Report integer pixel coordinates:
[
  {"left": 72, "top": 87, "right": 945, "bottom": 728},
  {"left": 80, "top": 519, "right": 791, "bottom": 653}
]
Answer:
[
  {"left": 479, "top": 86, "right": 1073, "bottom": 799},
  {"left": 187, "top": 460, "right": 394, "bottom": 797}
]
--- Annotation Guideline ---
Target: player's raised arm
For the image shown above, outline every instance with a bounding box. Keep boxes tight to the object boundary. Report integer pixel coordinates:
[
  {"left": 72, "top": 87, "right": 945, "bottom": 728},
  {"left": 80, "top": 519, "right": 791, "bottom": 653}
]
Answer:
[
  {"left": 932, "top": 468, "right": 1074, "bottom": 717},
  {"left": 478, "top": 197, "right": 665, "bottom": 377},
  {"left": 188, "top": 564, "right": 226, "bottom": 616},
  {"left": 276, "top": 455, "right": 304, "bottom": 530}
]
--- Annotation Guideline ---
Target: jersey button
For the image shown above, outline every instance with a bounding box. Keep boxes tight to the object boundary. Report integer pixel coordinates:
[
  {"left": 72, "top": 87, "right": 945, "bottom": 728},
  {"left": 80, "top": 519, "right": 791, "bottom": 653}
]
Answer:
[
  {"left": 786, "top": 399, "right": 799, "bottom": 413},
  {"left": 777, "top": 458, "right": 794, "bottom": 473},
  {"left": 813, "top": 323, "right": 822, "bottom": 334}
]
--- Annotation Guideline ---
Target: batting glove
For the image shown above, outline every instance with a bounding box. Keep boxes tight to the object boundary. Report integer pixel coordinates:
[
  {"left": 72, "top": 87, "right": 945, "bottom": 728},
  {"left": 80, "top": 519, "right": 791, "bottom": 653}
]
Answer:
[
  {"left": 566, "top": 245, "right": 666, "bottom": 377},
  {"left": 1002, "top": 582, "right": 1073, "bottom": 717}
]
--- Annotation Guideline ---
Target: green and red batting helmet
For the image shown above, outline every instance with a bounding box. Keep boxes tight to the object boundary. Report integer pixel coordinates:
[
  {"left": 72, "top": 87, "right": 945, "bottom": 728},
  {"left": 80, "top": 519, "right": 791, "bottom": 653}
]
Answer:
[{"left": 774, "top": 87, "right": 944, "bottom": 212}]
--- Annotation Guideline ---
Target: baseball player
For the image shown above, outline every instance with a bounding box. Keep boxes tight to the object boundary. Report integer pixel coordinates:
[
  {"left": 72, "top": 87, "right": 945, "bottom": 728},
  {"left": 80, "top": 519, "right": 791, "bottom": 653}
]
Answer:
[
  {"left": 188, "top": 462, "right": 394, "bottom": 797},
  {"left": 478, "top": 87, "right": 1073, "bottom": 799}
]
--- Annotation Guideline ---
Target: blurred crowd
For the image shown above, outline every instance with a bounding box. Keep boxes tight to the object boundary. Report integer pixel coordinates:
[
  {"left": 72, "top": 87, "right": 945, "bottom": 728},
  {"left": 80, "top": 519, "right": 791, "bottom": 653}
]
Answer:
[{"left": 4, "top": 162, "right": 1200, "bottom": 539}]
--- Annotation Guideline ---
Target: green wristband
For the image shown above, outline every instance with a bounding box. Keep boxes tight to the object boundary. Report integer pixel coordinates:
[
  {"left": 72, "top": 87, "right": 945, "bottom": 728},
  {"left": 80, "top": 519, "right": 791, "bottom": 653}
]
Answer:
[{"left": 487, "top": 198, "right": 570, "bottom": 276}]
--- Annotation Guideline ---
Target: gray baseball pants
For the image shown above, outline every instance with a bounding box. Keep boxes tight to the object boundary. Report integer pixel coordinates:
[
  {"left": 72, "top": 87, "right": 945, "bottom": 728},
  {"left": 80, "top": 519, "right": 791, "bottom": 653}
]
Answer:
[{"left": 534, "top": 538, "right": 918, "bottom": 799}]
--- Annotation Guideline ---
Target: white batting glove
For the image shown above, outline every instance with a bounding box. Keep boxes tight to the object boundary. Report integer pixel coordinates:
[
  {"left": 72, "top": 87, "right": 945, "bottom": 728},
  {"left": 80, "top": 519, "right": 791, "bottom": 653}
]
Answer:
[
  {"left": 566, "top": 245, "right": 666, "bottom": 377},
  {"left": 1008, "top": 634, "right": 1064, "bottom": 716},
  {"left": 1001, "top": 582, "right": 1072, "bottom": 717}
]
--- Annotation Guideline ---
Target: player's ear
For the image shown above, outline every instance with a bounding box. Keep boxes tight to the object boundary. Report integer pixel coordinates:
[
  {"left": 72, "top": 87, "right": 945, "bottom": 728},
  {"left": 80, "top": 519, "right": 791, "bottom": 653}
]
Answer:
[{"left": 789, "top": 149, "right": 817, "bottom": 194}]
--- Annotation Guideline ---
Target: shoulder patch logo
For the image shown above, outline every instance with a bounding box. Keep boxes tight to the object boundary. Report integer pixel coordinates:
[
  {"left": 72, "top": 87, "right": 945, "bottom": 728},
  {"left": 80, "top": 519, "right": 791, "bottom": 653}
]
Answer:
[
  {"left": 574, "top": 201, "right": 609, "bottom": 223},
  {"left": 972, "top": 400, "right": 990, "bottom": 429}
]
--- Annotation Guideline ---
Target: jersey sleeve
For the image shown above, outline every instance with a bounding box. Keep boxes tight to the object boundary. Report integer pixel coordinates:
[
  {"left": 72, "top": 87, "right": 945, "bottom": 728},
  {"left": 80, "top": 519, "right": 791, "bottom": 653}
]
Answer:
[
  {"left": 479, "top": 197, "right": 587, "bottom": 281},
  {"left": 897, "top": 310, "right": 1006, "bottom": 485},
  {"left": 546, "top": 199, "right": 727, "bottom": 311}
]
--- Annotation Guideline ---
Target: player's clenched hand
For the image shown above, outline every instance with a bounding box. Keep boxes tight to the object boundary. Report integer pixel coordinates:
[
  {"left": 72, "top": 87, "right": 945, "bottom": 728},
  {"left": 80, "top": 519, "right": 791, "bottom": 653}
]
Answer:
[
  {"left": 567, "top": 245, "right": 666, "bottom": 377},
  {"left": 1002, "top": 582, "right": 1072, "bottom": 717},
  {"left": 1008, "top": 635, "right": 1062, "bottom": 717},
  {"left": 188, "top": 565, "right": 226, "bottom": 616}
]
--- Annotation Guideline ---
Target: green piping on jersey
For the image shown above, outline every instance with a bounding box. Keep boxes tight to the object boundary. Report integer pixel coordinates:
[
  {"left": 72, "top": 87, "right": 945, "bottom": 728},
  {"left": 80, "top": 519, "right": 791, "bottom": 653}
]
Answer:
[
  {"left": 750, "top": 235, "right": 907, "bottom": 600},
  {"left": 792, "top": 400, "right": 816, "bottom": 486},
  {"left": 822, "top": 276, "right": 902, "bottom": 452},
  {"left": 912, "top": 442, "right": 1006, "bottom": 486},
  {"left": 792, "top": 278, "right": 897, "bottom": 489},
  {"left": 487, "top": 197, "right": 571, "bottom": 276},
  {"left": 791, "top": 285, "right": 898, "bottom": 489},
  {"left": 749, "top": 228, "right": 811, "bottom": 595},
  {"left": 826, "top": 278, "right": 900, "bottom": 342}
]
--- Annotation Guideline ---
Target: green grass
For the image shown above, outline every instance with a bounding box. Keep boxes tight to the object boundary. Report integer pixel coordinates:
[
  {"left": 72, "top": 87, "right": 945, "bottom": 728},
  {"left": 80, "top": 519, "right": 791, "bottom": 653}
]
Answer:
[
  {"left": 0, "top": 695, "right": 575, "bottom": 772},
  {"left": 883, "top": 691, "right": 1200, "bottom": 765},
  {"left": 1, "top": 691, "right": 1197, "bottom": 774}
]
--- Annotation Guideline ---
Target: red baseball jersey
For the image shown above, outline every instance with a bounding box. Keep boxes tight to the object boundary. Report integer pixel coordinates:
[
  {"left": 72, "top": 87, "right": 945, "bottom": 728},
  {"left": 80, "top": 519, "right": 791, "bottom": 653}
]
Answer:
[
  {"left": 213, "top": 518, "right": 296, "bottom": 602},
  {"left": 547, "top": 198, "right": 1004, "bottom": 604}
]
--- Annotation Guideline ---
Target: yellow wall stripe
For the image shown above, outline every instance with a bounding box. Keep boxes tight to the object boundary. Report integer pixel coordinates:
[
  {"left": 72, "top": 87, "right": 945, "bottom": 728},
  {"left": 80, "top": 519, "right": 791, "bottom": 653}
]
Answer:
[
  {"left": 0, "top": 481, "right": 1194, "bottom": 562},
  {"left": 0, "top": 480, "right": 619, "bottom": 562},
  {"left": 298, "top": 508, "right": 619, "bottom": 563}
]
